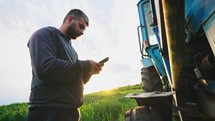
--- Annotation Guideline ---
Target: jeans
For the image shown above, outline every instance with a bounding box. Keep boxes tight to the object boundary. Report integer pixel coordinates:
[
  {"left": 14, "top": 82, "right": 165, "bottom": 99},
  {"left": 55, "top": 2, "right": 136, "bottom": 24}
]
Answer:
[{"left": 26, "top": 107, "right": 81, "bottom": 121}]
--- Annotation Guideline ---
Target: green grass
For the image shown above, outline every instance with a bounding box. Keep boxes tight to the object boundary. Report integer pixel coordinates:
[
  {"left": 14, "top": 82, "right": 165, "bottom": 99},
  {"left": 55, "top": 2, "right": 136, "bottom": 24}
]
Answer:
[
  {"left": 80, "top": 85, "right": 143, "bottom": 121},
  {"left": 0, "top": 84, "right": 180, "bottom": 121},
  {"left": 0, "top": 84, "right": 142, "bottom": 121},
  {"left": 0, "top": 103, "right": 28, "bottom": 121}
]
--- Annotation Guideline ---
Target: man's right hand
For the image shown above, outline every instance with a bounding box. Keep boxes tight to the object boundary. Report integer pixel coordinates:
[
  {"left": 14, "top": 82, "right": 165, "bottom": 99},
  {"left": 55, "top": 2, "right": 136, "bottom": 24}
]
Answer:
[{"left": 89, "top": 60, "right": 102, "bottom": 75}]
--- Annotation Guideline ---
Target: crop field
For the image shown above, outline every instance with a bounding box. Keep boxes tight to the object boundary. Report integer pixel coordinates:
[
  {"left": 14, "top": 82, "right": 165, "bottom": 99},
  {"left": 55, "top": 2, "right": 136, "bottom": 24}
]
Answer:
[{"left": 0, "top": 84, "right": 179, "bottom": 121}]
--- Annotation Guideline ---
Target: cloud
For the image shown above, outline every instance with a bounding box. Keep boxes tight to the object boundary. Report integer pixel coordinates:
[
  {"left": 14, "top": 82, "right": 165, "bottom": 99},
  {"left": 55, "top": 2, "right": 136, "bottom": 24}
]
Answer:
[{"left": 0, "top": 0, "right": 143, "bottom": 105}]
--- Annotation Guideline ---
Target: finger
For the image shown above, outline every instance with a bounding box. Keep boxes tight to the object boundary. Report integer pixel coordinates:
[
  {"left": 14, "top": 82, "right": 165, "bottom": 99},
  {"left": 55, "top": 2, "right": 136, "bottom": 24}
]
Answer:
[{"left": 100, "top": 63, "right": 104, "bottom": 67}]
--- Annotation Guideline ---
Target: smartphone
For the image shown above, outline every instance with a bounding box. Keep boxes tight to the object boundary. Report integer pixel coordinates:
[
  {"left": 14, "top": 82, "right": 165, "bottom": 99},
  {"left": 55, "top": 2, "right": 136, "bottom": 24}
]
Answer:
[{"left": 99, "top": 57, "right": 109, "bottom": 64}]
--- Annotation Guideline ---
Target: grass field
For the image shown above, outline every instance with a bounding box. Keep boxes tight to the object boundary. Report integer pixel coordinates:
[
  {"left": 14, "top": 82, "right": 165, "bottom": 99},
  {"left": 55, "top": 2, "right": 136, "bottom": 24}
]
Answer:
[{"left": 0, "top": 84, "right": 179, "bottom": 121}]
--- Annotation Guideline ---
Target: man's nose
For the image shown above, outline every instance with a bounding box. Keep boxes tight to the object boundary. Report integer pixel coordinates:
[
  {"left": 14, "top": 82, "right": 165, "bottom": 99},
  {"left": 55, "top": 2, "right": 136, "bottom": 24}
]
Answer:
[{"left": 80, "top": 31, "right": 84, "bottom": 35}]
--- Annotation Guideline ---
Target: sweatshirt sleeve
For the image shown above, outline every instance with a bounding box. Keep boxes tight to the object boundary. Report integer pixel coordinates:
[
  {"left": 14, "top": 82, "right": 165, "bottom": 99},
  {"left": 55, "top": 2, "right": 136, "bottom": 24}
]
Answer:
[
  {"left": 28, "top": 28, "right": 91, "bottom": 84},
  {"left": 78, "top": 60, "right": 92, "bottom": 84}
]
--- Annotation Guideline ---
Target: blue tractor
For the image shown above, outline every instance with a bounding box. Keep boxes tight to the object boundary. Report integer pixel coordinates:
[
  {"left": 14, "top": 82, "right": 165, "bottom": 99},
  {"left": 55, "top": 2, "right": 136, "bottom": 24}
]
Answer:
[{"left": 125, "top": 0, "right": 215, "bottom": 121}]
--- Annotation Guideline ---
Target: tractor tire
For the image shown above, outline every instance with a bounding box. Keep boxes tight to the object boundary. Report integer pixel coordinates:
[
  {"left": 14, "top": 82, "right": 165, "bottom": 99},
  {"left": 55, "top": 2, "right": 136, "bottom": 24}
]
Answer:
[
  {"left": 141, "top": 66, "right": 163, "bottom": 92},
  {"left": 125, "top": 106, "right": 164, "bottom": 121}
]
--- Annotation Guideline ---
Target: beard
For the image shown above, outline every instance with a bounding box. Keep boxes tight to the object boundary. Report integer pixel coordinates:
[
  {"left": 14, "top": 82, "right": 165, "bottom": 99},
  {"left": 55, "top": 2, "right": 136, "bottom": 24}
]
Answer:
[{"left": 66, "top": 23, "right": 80, "bottom": 39}]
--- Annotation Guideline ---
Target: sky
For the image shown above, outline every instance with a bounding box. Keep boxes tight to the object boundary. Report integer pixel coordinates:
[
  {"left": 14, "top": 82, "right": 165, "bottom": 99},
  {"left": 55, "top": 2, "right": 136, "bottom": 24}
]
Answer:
[{"left": 0, "top": 0, "right": 143, "bottom": 106}]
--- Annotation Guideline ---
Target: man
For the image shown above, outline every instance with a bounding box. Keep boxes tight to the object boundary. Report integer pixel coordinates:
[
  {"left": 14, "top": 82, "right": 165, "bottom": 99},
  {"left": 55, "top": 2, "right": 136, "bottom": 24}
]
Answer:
[{"left": 26, "top": 9, "right": 102, "bottom": 121}]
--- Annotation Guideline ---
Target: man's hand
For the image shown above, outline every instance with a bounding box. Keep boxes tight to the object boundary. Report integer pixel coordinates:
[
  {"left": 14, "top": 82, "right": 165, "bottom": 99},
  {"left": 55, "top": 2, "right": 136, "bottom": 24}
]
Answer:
[{"left": 89, "top": 60, "right": 102, "bottom": 75}]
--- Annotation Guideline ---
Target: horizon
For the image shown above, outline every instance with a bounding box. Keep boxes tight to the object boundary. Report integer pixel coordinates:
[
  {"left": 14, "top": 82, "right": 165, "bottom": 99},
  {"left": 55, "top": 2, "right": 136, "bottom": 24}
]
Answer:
[{"left": 0, "top": 84, "right": 141, "bottom": 106}]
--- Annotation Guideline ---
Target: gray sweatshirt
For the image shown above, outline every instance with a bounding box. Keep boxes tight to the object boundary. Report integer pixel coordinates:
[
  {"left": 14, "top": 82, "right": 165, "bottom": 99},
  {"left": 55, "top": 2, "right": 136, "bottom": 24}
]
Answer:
[{"left": 28, "top": 26, "right": 91, "bottom": 109}]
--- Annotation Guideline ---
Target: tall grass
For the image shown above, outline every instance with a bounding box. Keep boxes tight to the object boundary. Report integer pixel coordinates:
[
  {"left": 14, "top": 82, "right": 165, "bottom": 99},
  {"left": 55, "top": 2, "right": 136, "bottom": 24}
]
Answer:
[
  {"left": 80, "top": 85, "right": 143, "bottom": 121},
  {"left": 0, "top": 103, "right": 28, "bottom": 121},
  {"left": 0, "top": 84, "right": 142, "bottom": 121}
]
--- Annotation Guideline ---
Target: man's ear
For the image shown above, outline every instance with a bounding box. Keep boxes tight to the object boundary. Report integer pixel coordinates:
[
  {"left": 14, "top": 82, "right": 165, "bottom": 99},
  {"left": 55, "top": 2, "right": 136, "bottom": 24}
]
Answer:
[{"left": 68, "top": 16, "right": 74, "bottom": 23}]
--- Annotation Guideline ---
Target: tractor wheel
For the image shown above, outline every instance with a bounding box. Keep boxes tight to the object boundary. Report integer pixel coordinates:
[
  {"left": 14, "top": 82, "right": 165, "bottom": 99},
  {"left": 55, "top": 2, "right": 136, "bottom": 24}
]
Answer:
[
  {"left": 125, "top": 106, "right": 163, "bottom": 121},
  {"left": 141, "top": 66, "right": 163, "bottom": 92}
]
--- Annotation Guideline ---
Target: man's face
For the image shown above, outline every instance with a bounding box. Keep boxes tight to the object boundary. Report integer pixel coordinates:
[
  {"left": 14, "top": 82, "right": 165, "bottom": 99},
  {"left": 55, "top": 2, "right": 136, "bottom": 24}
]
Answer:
[{"left": 66, "top": 17, "right": 87, "bottom": 39}]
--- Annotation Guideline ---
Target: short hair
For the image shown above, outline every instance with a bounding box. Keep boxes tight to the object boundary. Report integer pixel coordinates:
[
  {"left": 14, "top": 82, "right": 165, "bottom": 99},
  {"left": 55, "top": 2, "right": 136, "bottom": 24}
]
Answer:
[{"left": 63, "top": 9, "right": 89, "bottom": 26}]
